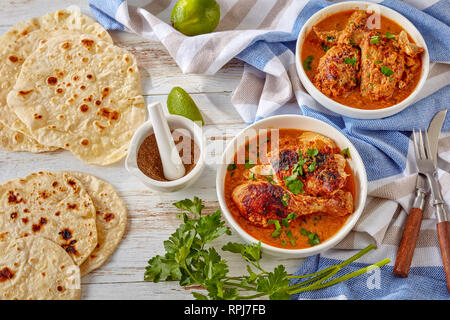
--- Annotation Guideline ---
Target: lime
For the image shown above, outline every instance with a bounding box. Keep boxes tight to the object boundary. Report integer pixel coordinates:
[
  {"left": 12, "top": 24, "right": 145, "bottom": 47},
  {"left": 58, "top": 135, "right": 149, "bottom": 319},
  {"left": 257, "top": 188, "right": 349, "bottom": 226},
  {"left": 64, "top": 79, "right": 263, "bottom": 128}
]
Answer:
[
  {"left": 167, "top": 87, "right": 204, "bottom": 126},
  {"left": 171, "top": 0, "right": 220, "bottom": 36}
]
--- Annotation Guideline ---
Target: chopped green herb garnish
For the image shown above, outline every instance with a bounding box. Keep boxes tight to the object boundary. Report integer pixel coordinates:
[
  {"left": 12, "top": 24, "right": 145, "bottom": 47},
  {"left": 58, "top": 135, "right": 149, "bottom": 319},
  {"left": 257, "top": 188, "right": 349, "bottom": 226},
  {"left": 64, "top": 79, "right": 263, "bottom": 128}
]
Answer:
[
  {"left": 375, "top": 60, "right": 382, "bottom": 64},
  {"left": 349, "top": 39, "right": 358, "bottom": 47},
  {"left": 321, "top": 43, "right": 330, "bottom": 52},
  {"left": 227, "top": 163, "right": 236, "bottom": 171},
  {"left": 286, "top": 212, "right": 297, "bottom": 220},
  {"left": 265, "top": 175, "right": 276, "bottom": 184},
  {"left": 369, "top": 82, "right": 374, "bottom": 90},
  {"left": 281, "top": 193, "right": 290, "bottom": 207},
  {"left": 286, "top": 230, "right": 296, "bottom": 246},
  {"left": 281, "top": 213, "right": 298, "bottom": 229},
  {"left": 306, "top": 148, "right": 319, "bottom": 157},
  {"left": 385, "top": 31, "right": 395, "bottom": 39},
  {"left": 326, "top": 36, "right": 335, "bottom": 42},
  {"left": 370, "top": 35, "right": 380, "bottom": 44},
  {"left": 307, "top": 162, "right": 316, "bottom": 172},
  {"left": 292, "top": 162, "right": 303, "bottom": 176},
  {"left": 285, "top": 177, "right": 304, "bottom": 195},
  {"left": 343, "top": 56, "right": 357, "bottom": 65},
  {"left": 300, "top": 228, "right": 320, "bottom": 246},
  {"left": 303, "top": 55, "right": 314, "bottom": 71},
  {"left": 249, "top": 172, "right": 256, "bottom": 180},
  {"left": 283, "top": 165, "right": 290, "bottom": 171},
  {"left": 244, "top": 158, "right": 256, "bottom": 169},
  {"left": 268, "top": 219, "right": 282, "bottom": 237},
  {"left": 380, "top": 65, "right": 394, "bottom": 77},
  {"left": 341, "top": 147, "right": 351, "bottom": 159}
]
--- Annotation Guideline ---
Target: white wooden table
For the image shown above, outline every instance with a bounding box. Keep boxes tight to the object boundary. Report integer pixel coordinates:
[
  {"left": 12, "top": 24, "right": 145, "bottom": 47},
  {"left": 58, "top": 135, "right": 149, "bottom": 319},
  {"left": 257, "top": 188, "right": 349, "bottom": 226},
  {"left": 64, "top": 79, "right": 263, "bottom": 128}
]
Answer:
[{"left": 0, "top": 0, "right": 305, "bottom": 300}]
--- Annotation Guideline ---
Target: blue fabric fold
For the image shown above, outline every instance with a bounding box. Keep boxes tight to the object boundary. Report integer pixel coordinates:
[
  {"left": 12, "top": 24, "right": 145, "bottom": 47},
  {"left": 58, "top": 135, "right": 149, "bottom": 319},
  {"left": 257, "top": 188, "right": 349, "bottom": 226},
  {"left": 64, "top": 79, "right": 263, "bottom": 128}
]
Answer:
[{"left": 291, "top": 255, "right": 449, "bottom": 300}]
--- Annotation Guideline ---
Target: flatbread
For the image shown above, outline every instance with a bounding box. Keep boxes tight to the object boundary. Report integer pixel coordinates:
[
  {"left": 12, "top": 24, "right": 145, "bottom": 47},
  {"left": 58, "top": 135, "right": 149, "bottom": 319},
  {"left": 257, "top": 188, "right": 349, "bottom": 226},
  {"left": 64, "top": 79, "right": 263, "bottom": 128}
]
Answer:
[
  {"left": 0, "top": 121, "right": 56, "bottom": 153},
  {"left": 63, "top": 171, "right": 127, "bottom": 276},
  {"left": 0, "top": 9, "right": 112, "bottom": 152},
  {"left": 0, "top": 236, "right": 80, "bottom": 300},
  {"left": 7, "top": 34, "right": 146, "bottom": 165},
  {"left": 0, "top": 171, "right": 97, "bottom": 265}
]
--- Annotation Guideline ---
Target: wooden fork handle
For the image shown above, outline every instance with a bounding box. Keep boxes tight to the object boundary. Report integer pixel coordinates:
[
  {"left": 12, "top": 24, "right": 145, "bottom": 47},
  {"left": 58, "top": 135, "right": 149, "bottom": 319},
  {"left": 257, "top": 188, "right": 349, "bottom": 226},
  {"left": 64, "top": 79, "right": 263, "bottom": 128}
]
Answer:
[
  {"left": 393, "top": 207, "right": 424, "bottom": 278},
  {"left": 437, "top": 221, "right": 450, "bottom": 293}
]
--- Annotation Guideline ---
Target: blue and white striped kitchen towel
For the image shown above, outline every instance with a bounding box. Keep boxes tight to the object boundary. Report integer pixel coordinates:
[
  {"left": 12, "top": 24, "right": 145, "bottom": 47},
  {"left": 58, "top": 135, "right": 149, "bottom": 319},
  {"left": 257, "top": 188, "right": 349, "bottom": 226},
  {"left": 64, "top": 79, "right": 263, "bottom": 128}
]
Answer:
[{"left": 88, "top": 0, "right": 450, "bottom": 299}]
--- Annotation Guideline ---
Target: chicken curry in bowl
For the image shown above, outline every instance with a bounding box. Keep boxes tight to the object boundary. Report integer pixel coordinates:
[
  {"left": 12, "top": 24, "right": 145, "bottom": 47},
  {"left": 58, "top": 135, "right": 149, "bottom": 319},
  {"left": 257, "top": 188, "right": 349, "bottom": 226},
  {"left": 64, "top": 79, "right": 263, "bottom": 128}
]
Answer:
[
  {"left": 224, "top": 129, "right": 355, "bottom": 249},
  {"left": 301, "top": 10, "right": 424, "bottom": 110}
]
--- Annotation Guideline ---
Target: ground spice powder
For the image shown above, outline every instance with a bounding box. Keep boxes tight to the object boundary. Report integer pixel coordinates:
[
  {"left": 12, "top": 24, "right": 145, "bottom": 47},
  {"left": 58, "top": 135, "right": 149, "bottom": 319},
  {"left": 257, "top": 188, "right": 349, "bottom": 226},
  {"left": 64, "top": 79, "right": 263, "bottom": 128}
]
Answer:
[{"left": 137, "top": 130, "right": 199, "bottom": 181}]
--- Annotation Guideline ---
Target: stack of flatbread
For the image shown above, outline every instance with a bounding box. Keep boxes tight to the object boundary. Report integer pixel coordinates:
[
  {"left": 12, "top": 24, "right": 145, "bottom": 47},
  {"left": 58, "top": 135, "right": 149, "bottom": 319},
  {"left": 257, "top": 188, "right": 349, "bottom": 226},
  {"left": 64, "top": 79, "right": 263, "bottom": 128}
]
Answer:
[
  {"left": 0, "top": 171, "right": 127, "bottom": 300},
  {"left": 0, "top": 10, "right": 146, "bottom": 165}
]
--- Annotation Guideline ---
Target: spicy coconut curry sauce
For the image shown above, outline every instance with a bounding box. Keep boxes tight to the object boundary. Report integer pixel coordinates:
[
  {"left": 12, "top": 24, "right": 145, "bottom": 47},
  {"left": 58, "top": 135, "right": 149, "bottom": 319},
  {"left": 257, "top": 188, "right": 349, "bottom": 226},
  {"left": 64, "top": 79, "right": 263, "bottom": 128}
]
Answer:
[
  {"left": 224, "top": 129, "right": 355, "bottom": 249},
  {"left": 301, "top": 10, "right": 424, "bottom": 110}
]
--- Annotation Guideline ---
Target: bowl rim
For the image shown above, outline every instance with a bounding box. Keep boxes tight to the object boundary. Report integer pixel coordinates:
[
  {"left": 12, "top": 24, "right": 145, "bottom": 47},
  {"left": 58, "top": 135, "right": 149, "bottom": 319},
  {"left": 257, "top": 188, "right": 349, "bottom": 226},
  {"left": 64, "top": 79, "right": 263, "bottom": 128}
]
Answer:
[
  {"left": 216, "top": 114, "right": 368, "bottom": 257},
  {"left": 125, "top": 114, "right": 205, "bottom": 188},
  {"left": 295, "top": 0, "right": 430, "bottom": 119}
]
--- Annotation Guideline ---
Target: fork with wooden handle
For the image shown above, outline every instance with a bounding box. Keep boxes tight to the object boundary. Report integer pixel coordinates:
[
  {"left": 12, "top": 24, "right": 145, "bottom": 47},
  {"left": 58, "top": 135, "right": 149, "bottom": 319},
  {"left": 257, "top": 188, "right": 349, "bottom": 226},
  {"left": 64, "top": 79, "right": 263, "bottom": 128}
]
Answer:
[
  {"left": 393, "top": 180, "right": 426, "bottom": 278},
  {"left": 402, "top": 129, "right": 450, "bottom": 293}
]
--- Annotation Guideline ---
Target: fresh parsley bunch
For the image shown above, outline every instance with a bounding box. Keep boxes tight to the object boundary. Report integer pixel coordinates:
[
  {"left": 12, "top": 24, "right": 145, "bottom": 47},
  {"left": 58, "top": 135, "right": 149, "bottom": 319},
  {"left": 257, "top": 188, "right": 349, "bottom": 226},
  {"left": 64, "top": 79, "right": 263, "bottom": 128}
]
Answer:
[{"left": 144, "top": 197, "right": 389, "bottom": 300}]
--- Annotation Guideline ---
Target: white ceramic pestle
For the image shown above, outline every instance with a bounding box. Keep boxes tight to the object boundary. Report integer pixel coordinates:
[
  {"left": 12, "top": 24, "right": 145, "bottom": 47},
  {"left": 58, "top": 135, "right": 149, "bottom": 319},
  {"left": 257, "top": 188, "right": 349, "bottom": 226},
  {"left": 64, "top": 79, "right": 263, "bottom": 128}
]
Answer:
[{"left": 147, "top": 102, "right": 186, "bottom": 180}]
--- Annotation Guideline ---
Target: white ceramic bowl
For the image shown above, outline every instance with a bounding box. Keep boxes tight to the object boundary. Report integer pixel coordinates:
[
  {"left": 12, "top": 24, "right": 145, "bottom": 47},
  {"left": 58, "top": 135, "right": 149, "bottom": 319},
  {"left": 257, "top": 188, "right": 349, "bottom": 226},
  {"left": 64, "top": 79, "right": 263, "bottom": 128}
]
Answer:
[
  {"left": 295, "top": 1, "right": 429, "bottom": 119},
  {"left": 125, "top": 114, "right": 205, "bottom": 192},
  {"left": 216, "top": 115, "right": 367, "bottom": 257}
]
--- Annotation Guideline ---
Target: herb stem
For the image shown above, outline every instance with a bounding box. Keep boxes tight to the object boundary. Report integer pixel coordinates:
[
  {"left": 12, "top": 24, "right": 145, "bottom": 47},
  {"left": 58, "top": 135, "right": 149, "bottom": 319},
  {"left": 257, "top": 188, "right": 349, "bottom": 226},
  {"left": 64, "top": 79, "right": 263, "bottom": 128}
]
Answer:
[
  {"left": 288, "top": 258, "right": 390, "bottom": 294},
  {"left": 288, "top": 244, "right": 376, "bottom": 280},
  {"left": 288, "top": 269, "right": 335, "bottom": 289}
]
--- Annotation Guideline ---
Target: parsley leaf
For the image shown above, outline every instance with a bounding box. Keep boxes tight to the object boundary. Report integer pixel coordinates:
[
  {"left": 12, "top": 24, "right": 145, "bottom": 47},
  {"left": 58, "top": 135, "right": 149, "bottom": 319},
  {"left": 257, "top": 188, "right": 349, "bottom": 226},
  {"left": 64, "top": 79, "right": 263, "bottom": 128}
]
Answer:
[
  {"left": 267, "top": 219, "right": 282, "bottom": 237},
  {"left": 321, "top": 43, "right": 330, "bottom": 52},
  {"left": 308, "top": 162, "right": 316, "bottom": 172},
  {"left": 327, "top": 36, "right": 335, "bottom": 42},
  {"left": 285, "top": 230, "right": 296, "bottom": 246},
  {"left": 385, "top": 31, "right": 395, "bottom": 39},
  {"left": 303, "top": 55, "right": 314, "bottom": 71},
  {"left": 370, "top": 35, "right": 380, "bottom": 44},
  {"left": 306, "top": 148, "right": 319, "bottom": 157},
  {"left": 300, "top": 228, "right": 321, "bottom": 246},
  {"left": 344, "top": 56, "right": 357, "bottom": 65},
  {"left": 285, "top": 178, "right": 304, "bottom": 195},
  {"left": 341, "top": 147, "right": 351, "bottom": 159},
  {"left": 227, "top": 163, "right": 236, "bottom": 171},
  {"left": 380, "top": 66, "right": 394, "bottom": 77},
  {"left": 173, "top": 197, "right": 204, "bottom": 216},
  {"left": 255, "top": 265, "right": 291, "bottom": 300}
]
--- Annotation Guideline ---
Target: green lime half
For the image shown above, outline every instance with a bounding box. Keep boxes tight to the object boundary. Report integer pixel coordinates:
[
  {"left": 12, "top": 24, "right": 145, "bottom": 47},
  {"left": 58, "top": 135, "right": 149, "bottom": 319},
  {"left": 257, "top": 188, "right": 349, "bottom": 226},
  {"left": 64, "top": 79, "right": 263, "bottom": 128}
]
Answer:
[
  {"left": 167, "top": 87, "right": 204, "bottom": 126},
  {"left": 171, "top": 0, "right": 220, "bottom": 36}
]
